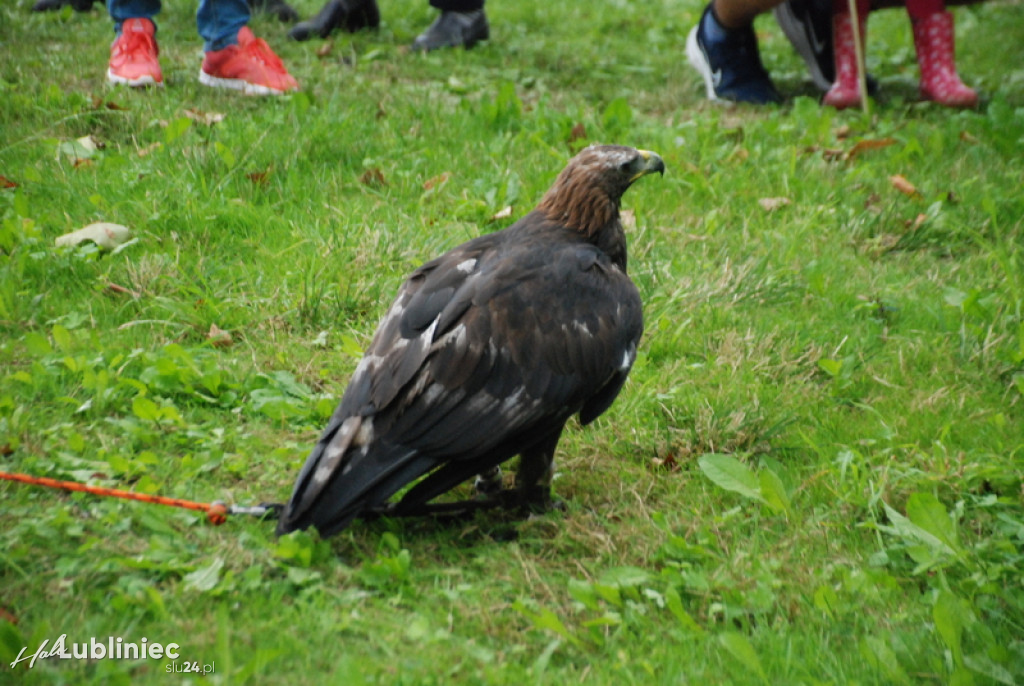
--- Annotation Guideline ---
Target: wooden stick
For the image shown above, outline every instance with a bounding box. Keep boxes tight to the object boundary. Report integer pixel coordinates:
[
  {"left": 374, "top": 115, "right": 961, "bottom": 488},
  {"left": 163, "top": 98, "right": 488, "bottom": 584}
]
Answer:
[{"left": 847, "top": 0, "right": 871, "bottom": 115}]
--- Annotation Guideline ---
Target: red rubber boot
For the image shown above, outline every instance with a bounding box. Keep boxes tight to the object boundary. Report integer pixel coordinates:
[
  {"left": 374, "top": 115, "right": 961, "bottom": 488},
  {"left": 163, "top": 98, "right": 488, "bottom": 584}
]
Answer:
[
  {"left": 912, "top": 11, "right": 977, "bottom": 107},
  {"left": 823, "top": 8, "right": 868, "bottom": 109}
]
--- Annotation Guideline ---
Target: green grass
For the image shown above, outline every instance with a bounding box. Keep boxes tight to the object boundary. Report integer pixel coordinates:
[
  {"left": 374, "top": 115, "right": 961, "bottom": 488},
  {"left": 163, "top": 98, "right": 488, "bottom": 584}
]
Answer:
[{"left": 2, "top": 0, "right": 1023, "bottom": 683}]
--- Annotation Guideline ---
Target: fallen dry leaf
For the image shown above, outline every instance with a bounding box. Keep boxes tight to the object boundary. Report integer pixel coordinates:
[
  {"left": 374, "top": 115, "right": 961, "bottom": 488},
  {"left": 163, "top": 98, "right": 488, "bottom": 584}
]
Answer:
[
  {"left": 959, "top": 130, "right": 979, "bottom": 144},
  {"left": 184, "top": 109, "right": 225, "bottom": 126},
  {"left": 105, "top": 282, "right": 141, "bottom": 298},
  {"left": 137, "top": 142, "right": 162, "bottom": 157},
  {"left": 491, "top": 206, "right": 513, "bottom": 220},
  {"left": 846, "top": 138, "right": 897, "bottom": 160},
  {"left": 78, "top": 135, "right": 104, "bottom": 151},
  {"left": 889, "top": 174, "right": 920, "bottom": 198},
  {"left": 246, "top": 169, "right": 271, "bottom": 187},
  {"left": 207, "top": 324, "right": 233, "bottom": 348},
  {"left": 758, "top": 197, "right": 791, "bottom": 212},
  {"left": 651, "top": 451, "right": 679, "bottom": 472},
  {"left": 423, "top": 172, "right": 451, "bottom": 191},
  {"left": 834, "top": 124, "right": 852, "bottom": 139},
  {"left": 0, "top": 175, "right": 17, "bottom": 189},
  {"left": 316, "top": 41, "right": 333, "bottom": 58},
  {"left": 728, "top": 147, "right": 750, "bottom": 163},
  {"left": 569, "top": 122, "right": 587, "bottom": 143},
  {"left": 360, "top": 168, "right": 387, "bottom": 187},
  {"left": 906, "top": 213, "right": 928, "bottom": 231},
  {"left": 821, "top": 148, "right": 846, "bottom": 162},
  {"left": 92, "top": 96, "right": 128, "bottom": 111},
  {"left": 55, "top": 222, "right": 133, "bottom": 250}
]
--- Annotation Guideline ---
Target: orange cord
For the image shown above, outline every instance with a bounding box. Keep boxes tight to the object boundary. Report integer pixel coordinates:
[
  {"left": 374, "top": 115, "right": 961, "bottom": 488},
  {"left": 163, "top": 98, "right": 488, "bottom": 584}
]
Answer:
[{"left": 0, "top": 471, "right": 231, "bottom": 525}]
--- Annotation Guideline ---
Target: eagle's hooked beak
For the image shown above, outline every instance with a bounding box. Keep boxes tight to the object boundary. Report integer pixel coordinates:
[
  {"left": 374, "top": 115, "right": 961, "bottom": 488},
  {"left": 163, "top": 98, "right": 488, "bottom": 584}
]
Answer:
[{"left": 632, "top": 149, "right": 666, "bottom": 182}]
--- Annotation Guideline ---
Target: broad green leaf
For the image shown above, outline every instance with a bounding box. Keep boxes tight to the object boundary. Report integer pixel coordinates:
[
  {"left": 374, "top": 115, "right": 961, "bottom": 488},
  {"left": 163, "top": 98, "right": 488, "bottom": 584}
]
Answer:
[
  {"left": 132, "top": 396, "right": 161, "bottom": 422},
  {"left": 933, "top": 590, "right": 968, "bottom": 666},
  {"left": 142, "top": 586, "right": 168, "bottom": 620},
  {"left": 860, "top": 636, "right": 910, "bottom": 685},
  {"left": 963, "top": 653, "right": 1017, "bottom": 685},
  {"left": 882, "top": 501, "right": 957, "bottom": 558},
  {"left": 163, "top": 117, "right": 192, "bottom": 144},
  {"left": 719, "top": 632, "right": 768, "bottom": 683},
  {"left": 51, "top": 324, "right": 72, "bottom": 353},
  {"left": 513, "top": 603, "right": 581, "bottom": 648},
  {"left": 817, "top": 358, "right": 842, "bottom": 377},
  {"left": 906, "top": 492, "right": 961, "bottom": 554},
  {"left": 665, "top": 587, "right": 704, "bottom": 634},
  {"left": 598, "top": 566, "right": 651, "bottom": 589},
  {"left": 183, "top": 557, "right": 223, "bottom": 592},
  {"left": 591, "top": 583, "right": 622, "bottom": 608},
  {"left": 567, "top": 579, "right": 599, "bottom": 611},
  {"left": 214, "top": 141, "right": 236, "bottom": 168},
  {"left": 23, "top": 331, "right": 52, "bottom": 356},
  {"left": 813, "top": 585, "right": 839, "bottom": 619},
  {"left": 698, "top": 454, "right": 765, "bottom": 504},
  {"left": 758, "top": 468, "right": 792, "bottom": 516}
]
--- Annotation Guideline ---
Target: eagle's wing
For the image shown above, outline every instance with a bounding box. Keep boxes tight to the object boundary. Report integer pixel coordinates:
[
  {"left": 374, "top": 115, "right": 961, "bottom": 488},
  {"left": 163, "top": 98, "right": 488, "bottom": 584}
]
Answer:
[{"left": 277, "top": 231, "right": 642, "bottom": 536}]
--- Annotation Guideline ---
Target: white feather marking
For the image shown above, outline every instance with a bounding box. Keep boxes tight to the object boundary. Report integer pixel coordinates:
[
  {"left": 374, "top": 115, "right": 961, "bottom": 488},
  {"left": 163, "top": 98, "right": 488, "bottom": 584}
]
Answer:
[
  {"left": 354, "top": 354, "right": 382, "bottom": 378},
  {"left": 354, "top": 417, "right": 374, "bottom": 446},
  {"left": 464, "top": 392, "right": 497, "bottom": 417},
  {"left": 422, "top": 383, "right": 445, "bottom": 405},
  {"left": 456, "top": 258, "right": 477, "bottom": 274},
  {"left": 313, "top": 417, "right": 360, "bottom": 484},
  {"left": 620, "top": 348, "right": 635, "bottom": 371},
  {"left": 571, "top": 320, "right": 594, "bottom": 337},
  {"left": 449, "top": 323, "right": 468, "bottom": 347}
]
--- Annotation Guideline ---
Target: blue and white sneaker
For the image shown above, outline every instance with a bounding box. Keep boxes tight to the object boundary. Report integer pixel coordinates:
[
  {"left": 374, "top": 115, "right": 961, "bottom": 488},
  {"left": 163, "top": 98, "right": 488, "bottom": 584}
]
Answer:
[
  {"left": 774, "top": 0, "right": 879, "bottom": 94},
  {"left": 686, "top": 3, "right": 782, "bottom": 105},
  {"left": 773, "top": 0, "right": 834, "bottom": 91}
]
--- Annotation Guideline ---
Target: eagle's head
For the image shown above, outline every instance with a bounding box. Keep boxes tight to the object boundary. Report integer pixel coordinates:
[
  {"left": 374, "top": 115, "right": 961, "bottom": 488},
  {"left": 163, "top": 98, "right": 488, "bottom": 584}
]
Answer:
[{"left": 537, "top": 145, "right": 665, "bottom": 238}]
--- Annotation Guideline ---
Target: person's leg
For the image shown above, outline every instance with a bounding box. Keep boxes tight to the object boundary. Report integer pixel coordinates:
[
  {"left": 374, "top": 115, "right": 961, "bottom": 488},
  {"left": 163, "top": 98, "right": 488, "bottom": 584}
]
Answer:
[
  {"left": 108, "top": 0, "right": 159, "bottom": 33},
  {"left": 196, "top": 0, "right": 250, "bottom": 52},
  {"left": 711, "top": 0, "right": 784, "bottom": 28},
  {"left": 874, "top": 0, "right": 983, "bottom": 8},
  {"left": 288, "top": 0, "right": 380, "bottom": 42},
  {"left": 198, "top": 0, "right": 299, "bottom": 94},
  {"left": 107, "top": 0, "right": 162, "bottom": 87},
  {"left": 823, "top": 0, "right": 870, "bottom": 108},
  {"left": 907, "top": 0, "right": 977, "bottom": 106},
  {"left": 429, "top": 0, "right": 483, "bottom": 10},
  {"left": 413, "top": 0, "right": 489, "bottom": 51},
  {"left": 686, "top": 0, "right": 784, "bottom": 103},
  {"left": 248, "top": 0, "right": 299, "bottom": 23}
]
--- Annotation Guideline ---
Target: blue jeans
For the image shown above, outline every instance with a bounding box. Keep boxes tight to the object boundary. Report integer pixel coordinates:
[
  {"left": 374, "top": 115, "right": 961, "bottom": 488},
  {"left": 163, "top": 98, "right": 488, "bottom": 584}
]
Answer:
[{"left": 108, "top": 0, "right": 251, "bottom": 52}]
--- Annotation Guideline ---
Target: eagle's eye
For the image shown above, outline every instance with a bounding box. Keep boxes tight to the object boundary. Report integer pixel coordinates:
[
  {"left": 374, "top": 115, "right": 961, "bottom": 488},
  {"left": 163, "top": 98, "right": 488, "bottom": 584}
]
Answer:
[{"left": 618, "top": 157, "right": 637, "bottom": 174}]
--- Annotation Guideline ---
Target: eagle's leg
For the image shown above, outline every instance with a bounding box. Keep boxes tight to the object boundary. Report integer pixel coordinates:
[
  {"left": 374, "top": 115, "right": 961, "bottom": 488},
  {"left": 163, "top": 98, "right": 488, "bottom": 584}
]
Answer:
[
  {"left": 473, "top": 464, "right": 503, "bottom": 498},
  {"left": 513, "top": 429, "right": 564, "bottom": 513}
]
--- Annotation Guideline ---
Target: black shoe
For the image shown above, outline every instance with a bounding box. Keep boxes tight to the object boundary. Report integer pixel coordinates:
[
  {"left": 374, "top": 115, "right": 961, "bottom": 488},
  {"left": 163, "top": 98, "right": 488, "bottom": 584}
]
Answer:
[
  {"left": 289, "top": 0, "right": 381, "bottom": 41},
  {"left": 774, "top": 0, "right": 879, "bottom": 94},
  {"left": 686, "top": 4, "right": 782, "bottom": 104},
  {"left": 248, "top": 0, "right": 299, "bottom": 23},
  {"left": 411, "top": 10, "right": 489, "bottom": 52}
]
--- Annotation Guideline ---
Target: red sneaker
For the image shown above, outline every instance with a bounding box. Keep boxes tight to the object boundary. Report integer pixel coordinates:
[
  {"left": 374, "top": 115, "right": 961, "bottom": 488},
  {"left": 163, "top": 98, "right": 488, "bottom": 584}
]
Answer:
[
  {"left": 107, "top": 17, "right": 163, "bottom": 87},
  {"left": 199, "top": 27, "right": 298, "bottom": 96}
]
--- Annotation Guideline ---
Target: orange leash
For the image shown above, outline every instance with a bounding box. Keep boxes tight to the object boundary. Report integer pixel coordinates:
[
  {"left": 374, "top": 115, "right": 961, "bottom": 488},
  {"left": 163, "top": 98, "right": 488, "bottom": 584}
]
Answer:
[{"left": 0, "top": 471, "right": 281, "bottom": 525}]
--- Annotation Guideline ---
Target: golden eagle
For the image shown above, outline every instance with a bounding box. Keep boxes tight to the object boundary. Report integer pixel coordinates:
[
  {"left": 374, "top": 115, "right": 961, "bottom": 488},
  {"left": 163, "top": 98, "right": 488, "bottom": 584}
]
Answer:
[{"left": 277, "top": 145, "right": 664, "bottom": 538}]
